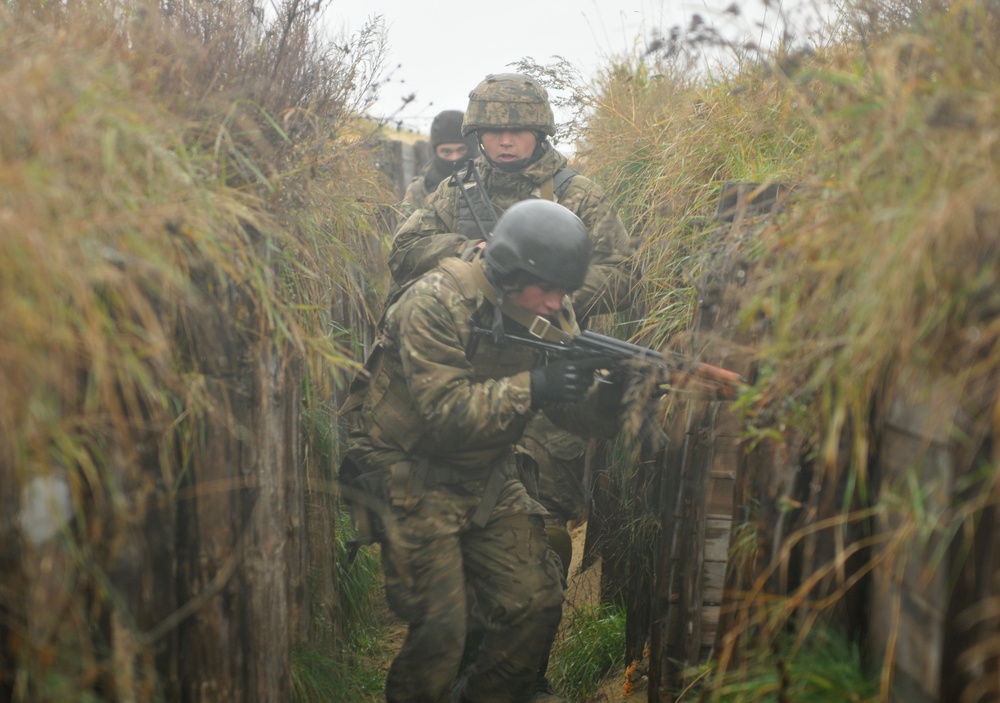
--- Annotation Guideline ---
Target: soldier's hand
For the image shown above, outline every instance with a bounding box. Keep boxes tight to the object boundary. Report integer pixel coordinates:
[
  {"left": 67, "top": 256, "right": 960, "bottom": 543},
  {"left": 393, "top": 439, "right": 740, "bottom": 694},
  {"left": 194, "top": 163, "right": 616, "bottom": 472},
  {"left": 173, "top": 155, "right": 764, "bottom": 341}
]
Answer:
[{"left": 530, "top": 357, "right": 615, "bottom": 408}]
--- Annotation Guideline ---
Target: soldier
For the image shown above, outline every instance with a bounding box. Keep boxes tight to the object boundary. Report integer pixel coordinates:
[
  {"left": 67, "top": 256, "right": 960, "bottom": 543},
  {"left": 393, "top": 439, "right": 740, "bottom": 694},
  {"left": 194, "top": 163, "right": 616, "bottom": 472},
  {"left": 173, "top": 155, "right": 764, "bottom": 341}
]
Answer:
[
  {"left": 388, "top": 71, "right": 641, "bottom": 702},
  {"left": 400, "top": 109, "right": 479, "bottom": 217},
  {"left": 340, "top": 200, "right": 624, "bottom": 703},
  {"left": 390, "top": 72, "right": 637, "bottom": 323}
]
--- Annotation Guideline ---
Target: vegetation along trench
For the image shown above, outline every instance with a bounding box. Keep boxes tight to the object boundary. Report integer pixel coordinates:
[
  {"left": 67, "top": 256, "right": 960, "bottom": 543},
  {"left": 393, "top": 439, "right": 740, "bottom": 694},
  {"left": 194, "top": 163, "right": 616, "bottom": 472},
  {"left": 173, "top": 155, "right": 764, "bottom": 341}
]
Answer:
[{"left": 2, "top": 1, "right": 999, "bottom": 701}]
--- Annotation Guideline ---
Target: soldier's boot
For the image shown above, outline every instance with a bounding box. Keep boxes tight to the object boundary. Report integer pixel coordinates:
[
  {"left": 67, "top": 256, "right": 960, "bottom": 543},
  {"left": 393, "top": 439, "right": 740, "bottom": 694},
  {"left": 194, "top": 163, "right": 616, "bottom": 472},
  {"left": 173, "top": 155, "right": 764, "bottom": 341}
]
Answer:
[
  {"left": 531, "top": 651, "right": 565, "bottom": 703},
  {"left": 530, "top": 680, "right": 565, "bottom": 703}
]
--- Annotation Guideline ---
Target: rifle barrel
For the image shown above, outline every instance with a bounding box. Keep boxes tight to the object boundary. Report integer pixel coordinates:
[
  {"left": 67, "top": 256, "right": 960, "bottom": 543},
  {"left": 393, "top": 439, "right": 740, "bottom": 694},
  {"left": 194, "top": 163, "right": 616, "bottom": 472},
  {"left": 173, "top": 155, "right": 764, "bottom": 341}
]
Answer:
[{"left": 472, "top": 326, "right": 747, "bottom": 392}]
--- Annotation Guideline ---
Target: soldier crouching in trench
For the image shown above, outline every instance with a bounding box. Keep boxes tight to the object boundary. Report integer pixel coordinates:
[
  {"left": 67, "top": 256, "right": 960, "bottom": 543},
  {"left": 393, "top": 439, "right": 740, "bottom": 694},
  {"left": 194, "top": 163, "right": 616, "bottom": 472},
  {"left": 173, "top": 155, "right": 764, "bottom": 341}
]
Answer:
[{"left": 339, "top": 199, "right": 625, "bottom": 703}]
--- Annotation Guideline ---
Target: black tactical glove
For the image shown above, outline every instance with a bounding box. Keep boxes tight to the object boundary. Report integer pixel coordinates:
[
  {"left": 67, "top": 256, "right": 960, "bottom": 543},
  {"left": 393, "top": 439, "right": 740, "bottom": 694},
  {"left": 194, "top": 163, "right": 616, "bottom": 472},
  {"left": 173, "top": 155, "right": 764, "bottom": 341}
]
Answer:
[{"left": 530, "top": 356, "right": 614, "bottom": 409}]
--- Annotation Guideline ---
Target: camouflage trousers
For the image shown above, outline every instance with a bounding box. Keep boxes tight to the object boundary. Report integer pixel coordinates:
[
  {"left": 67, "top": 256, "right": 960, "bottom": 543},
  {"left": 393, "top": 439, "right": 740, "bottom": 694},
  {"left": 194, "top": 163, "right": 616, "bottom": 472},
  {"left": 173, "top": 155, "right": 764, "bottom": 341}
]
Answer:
[
  {"left": 520, "top": 415, "right": 588, "bottom": 527},
  {"left": 520, "top": 415, "right": 589, "bottom": 579},
  {"left": 381, "top": 479, "right": 564, "bottom": 703}
]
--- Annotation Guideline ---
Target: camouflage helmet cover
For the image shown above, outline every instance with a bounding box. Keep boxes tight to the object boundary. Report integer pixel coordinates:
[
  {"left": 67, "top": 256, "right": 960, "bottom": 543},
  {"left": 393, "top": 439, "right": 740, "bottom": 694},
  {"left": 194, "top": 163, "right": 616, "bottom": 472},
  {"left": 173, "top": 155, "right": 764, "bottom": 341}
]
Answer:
[
  {"left": 462, "top": 73, "right": 556, "bottom": 137},
  {"left": 485, "top": 199, "right": 590, "bottom": 290}
]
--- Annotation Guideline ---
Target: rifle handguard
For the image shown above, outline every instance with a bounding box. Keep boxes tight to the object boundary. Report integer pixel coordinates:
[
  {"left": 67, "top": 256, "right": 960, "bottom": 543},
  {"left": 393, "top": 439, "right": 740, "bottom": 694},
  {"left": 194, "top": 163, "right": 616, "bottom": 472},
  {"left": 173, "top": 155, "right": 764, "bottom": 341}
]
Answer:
[{"left": 473, "top": 326, "right": 747, "bottom": 401}]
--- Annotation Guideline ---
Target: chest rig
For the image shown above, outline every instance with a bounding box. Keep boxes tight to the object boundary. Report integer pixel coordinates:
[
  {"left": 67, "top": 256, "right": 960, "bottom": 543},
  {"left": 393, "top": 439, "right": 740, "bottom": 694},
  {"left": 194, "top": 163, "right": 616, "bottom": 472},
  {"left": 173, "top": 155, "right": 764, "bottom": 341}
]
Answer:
[{"left": 454, "top": 164, "right": 578, "bottom": 239}]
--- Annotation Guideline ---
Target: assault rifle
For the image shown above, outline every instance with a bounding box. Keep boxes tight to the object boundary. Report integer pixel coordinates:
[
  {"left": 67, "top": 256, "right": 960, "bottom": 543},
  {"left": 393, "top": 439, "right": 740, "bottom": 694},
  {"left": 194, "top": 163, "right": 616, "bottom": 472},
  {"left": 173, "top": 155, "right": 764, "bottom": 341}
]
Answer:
[
  {"left": 450, "top": 159, "right": 498, "bottom": 240},
  {"left": 454, "top": 158, "right": 745, "bottom": 398},
  {"left": 473, "top": 326, "right": 747, "bottom": 400}
]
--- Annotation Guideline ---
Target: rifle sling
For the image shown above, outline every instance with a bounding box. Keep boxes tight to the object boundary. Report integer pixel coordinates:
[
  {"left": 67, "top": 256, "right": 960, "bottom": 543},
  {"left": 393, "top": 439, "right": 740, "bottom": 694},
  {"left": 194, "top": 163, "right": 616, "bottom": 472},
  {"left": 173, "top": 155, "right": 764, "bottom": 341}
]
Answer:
[
  {"left": 471, "top": 258, "right": 574, "bottom": 344},
  {"left": 541, "top": 168, "right": 578, "bottom": 202}
]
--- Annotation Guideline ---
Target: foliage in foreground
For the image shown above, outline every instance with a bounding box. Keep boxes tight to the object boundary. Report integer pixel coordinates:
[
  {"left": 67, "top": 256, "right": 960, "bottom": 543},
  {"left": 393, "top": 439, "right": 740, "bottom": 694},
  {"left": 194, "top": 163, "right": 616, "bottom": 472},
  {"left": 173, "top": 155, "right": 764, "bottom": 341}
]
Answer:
[
  {"left": 290, "top": 622, "right": 392, "bottom": 703},
  {"left": 552, "top": 0, "right": 1000, "bottom": 700},
  {"left": 695, "top": 626, "right": 877, "bottom": 703},
  {"left": 297, "top": 401, "right": 387, "bottom": 702},
  {"left": 550, "top": 603, "right": 627, "bottom": 702},
  {"left": 1, "top": 0, "right": 393, "bottom": 699},
  {"left": 291, "top": 509, "right": 394, "bottom": 703}
]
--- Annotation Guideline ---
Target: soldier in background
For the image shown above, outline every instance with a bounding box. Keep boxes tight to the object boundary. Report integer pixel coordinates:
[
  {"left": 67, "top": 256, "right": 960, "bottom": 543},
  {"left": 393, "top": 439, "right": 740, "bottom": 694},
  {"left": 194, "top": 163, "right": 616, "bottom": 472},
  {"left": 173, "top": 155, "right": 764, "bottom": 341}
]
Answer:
[
  {"left": 390, "top": 72, "right": 637, "bottom": 324},
  {"left": 399, "top": 109, "right": 479, "bottom": 217},
  {"left": 341, "top": 200, "right": 624, "bottom": 703},
  {"left": 389, "top": 72, "right": 641, "bottom": 702}
]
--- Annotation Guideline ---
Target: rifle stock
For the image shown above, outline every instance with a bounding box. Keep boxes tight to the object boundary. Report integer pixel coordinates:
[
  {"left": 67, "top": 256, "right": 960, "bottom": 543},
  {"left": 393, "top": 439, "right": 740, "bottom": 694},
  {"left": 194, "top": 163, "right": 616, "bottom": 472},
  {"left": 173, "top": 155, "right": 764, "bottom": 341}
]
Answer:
[{"left": 473, "top": 326, "right": 747, "bottom": 400}]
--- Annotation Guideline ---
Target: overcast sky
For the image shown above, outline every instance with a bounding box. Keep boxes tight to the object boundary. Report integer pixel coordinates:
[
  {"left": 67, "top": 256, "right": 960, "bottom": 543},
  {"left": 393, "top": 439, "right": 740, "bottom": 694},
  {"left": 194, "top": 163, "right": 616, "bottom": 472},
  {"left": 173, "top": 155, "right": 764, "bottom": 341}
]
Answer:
[
  {"left": 323, "top": 0, "right": 738, "bottom": 133},
  {"left": 323, "top": 0, "right": 831, "bottom": 137}
]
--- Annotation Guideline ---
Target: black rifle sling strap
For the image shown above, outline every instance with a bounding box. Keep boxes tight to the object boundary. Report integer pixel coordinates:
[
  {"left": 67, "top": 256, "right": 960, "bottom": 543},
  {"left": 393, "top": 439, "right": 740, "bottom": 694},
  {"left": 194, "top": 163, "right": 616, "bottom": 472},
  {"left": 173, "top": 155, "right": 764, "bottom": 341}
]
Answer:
[
  {"left": 457, "top": 167, "right": 578, "bottom": 237},
  {"left": 454, "top": 162, "right": 499, "bottom": 239}
]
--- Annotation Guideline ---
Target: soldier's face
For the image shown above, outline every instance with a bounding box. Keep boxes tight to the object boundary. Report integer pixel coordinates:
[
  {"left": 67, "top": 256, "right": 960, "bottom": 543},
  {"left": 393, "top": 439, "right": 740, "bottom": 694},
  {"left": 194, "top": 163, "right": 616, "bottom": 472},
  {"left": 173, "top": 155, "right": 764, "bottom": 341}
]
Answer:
[
  {"left": 435, "top": 142, "right": 470, "bottom": 162},
  {"left": 479, "top": 129, "right": 537, "bottom": 164},
  {"left": 506, "top": 284, "right": 566, "bottom": 316}
]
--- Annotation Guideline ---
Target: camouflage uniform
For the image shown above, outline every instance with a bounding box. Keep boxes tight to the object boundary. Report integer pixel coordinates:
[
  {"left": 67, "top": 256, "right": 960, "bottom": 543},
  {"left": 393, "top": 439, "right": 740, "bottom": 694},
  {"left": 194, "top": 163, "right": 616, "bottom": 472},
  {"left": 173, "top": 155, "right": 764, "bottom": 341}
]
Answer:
[
  {"left": 344, "top": 254, "right": 618, "bottom": 703},
  {"left": 399, "top": 163, "right": 437, "bottom": 217},
  {"left": 519, "top": 414, "right": 587, "bottom": 576},
  {"left": 389, "top": 75, "right": 639, "bottom": 582},
  {"left": 386, "top": 75, "right": 639, "bottom": 703},
  {"left": 400, "top": 109, "right": 480, "bottom": 219},
  {"left": 390, "top": 139, "right": 636, "bottom": 322}
]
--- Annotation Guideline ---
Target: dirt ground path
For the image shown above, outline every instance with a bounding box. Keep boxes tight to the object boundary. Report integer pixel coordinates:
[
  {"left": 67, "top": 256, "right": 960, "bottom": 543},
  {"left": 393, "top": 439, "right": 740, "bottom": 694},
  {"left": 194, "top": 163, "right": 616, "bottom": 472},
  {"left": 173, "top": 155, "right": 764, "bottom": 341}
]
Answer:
[{"left": 563, "top": 522, "right": 648, "bottom": 703}]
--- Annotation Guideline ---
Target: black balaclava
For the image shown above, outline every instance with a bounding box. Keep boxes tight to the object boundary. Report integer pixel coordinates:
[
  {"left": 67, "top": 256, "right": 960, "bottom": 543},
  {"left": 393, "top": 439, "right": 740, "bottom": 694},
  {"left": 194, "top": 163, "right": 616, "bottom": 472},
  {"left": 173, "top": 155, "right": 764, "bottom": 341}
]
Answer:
[{"left": 430, "top": 110, "right": 479, "bottom": 178}]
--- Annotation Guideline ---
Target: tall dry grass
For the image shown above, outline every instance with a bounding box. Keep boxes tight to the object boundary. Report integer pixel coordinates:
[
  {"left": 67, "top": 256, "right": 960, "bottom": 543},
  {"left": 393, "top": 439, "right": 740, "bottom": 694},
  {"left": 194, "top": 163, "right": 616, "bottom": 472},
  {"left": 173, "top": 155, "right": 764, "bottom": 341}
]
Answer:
[
  {"left": 569, "top": 0, "right": 1000, "bottom": 699},
  {"left": 0, "top": 0, "right": 393, "bottom": 699},
  {"left": 723, "top": 6, "right": 1000, "bottom": 697}
]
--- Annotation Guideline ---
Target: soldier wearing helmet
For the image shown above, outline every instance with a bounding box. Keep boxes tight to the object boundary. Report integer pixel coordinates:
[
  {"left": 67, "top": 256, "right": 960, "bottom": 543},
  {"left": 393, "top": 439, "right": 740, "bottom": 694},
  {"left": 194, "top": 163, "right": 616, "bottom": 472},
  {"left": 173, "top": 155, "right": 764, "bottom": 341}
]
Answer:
[
  {"left": 341, "top": 200, "right": 623, "bottom": 703},
  {"left": 389, "top": 72, "right": 638, "bottom": 323},
  {"left": 400, "top": 109, "right": 480, "bottom": 217},
  {"left": 388, "top": 72, "right": 641, "bottom": 702}
]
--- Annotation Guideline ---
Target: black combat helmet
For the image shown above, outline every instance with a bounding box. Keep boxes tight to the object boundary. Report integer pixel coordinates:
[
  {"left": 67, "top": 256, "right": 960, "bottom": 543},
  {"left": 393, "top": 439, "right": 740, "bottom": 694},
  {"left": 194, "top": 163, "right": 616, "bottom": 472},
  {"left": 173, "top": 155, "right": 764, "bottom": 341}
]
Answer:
[{"left": 485, "top": 200, "right": 590, "bottom": 291}]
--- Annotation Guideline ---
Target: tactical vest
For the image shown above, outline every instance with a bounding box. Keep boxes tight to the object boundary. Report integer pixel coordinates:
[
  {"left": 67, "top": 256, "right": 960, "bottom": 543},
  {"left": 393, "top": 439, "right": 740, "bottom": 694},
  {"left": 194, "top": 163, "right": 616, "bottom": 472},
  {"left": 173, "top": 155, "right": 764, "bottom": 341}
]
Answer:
[
  {"left": 455, "top": 167, "right": 578, "bottom": 239},
  {"left": 344, "top": 257, "right": 576, "bottom": 461},
  {"left": 341, "top": 256, "right": 579, "bottom": 527}
]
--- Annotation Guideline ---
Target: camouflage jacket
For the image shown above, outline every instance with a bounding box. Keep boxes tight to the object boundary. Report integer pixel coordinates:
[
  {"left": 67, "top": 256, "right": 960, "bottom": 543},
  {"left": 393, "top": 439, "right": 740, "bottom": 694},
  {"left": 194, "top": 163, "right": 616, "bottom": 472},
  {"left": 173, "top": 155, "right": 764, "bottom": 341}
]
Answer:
[
  {"left": 389, "top": 142, "right": 639, "bottom": 323},
  {"left": 347, "top": 256, "right": 619, "bottom": 473},
  {"left": 399, "top": 159, "right": 453, "bottom": 218}
]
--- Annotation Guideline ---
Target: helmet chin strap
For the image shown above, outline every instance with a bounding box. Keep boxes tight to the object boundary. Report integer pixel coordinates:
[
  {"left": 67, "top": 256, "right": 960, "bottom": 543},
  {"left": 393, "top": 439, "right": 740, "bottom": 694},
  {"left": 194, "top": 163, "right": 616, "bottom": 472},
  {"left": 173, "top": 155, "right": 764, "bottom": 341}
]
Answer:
[
  {"left": 472, "top": 257, "right": 575, "bottom": 345},
  {"left": 478, "top": 134, "right": 548, "bottom": 173}
]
